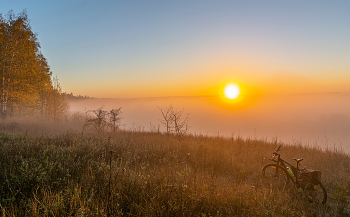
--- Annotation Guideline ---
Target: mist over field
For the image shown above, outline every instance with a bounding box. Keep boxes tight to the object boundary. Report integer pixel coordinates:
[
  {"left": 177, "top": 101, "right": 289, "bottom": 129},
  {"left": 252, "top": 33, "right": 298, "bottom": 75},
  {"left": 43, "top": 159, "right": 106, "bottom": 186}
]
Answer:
[
  {"left": 68, "top": 93, "right": 350, "bottom": 152},
  {"left": 3, "top": 1, "right": 350, "bottom": 215}
]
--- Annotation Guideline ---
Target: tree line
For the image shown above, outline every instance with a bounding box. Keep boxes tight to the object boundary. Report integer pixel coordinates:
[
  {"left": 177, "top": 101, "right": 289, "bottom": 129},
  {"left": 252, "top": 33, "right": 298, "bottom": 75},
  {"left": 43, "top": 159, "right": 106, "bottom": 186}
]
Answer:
[
  {"left": 62, "top": 92, "right": 93, "bottom": 100},
  {"left": 0, "top": 10, "right": 67, "bottom": 121}
]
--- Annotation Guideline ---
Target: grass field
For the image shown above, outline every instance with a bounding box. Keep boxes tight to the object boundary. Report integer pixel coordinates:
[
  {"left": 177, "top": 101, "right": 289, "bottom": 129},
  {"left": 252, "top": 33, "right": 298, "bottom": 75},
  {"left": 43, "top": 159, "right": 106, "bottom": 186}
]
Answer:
[{"left": 0, "top": 121, "right": 350, "bottom": 216}]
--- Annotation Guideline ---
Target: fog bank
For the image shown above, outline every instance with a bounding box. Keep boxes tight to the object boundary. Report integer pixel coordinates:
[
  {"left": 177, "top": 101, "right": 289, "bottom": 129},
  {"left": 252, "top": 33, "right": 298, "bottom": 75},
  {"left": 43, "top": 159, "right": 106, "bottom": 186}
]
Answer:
[{"left": 68, "top": 93, "right": 350, "bottom": 152}]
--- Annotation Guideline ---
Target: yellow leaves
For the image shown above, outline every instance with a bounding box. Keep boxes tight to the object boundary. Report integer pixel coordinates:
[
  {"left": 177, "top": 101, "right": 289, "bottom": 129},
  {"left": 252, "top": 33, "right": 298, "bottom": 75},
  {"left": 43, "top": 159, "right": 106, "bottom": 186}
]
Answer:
[{"left": 0, "top": 10, "right": 66, "bottom": 119}]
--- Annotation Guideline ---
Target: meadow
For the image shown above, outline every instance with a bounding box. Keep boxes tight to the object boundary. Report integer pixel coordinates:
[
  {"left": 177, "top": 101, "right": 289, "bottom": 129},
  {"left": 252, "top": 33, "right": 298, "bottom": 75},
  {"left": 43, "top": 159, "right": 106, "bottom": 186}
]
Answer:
[
  {"left": 0, "top": 119, "right": 350, "bottom": 217},
  {"left": 2, "top": 5, "right": 350, "bottom": 217}
]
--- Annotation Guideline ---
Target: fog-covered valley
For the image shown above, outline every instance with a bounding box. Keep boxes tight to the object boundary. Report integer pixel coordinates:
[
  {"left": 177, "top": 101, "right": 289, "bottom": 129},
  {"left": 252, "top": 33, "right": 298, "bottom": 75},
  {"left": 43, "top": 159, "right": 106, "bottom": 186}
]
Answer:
[{"left": 68, "top": 93, "right": 350, "bottom": 152}]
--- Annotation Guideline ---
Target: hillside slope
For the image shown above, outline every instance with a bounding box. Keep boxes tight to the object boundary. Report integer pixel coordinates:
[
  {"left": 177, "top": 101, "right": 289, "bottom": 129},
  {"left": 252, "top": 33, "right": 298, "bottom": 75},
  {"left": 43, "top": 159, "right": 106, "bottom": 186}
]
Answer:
[{"left": 0, "top": 130, "right": 349, "bottom": 216}]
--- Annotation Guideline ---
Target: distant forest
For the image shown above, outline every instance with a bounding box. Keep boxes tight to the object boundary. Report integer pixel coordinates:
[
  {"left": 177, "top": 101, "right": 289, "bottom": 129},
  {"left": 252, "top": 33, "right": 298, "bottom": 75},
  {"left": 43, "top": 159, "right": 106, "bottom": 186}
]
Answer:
[
  {"left": 62, "top": 92, "right": 93, "bottom": 100},
  {"left": 0, "top": 10, "right": 68, "bottom": 121}
]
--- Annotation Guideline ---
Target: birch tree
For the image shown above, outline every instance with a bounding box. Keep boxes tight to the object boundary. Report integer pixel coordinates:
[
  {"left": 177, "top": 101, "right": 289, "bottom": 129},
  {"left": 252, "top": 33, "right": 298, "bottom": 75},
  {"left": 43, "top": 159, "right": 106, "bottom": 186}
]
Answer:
[
  {"left": 0, "top": 10, "right": 42, "bottom": 118},
  {"left": 0, "top": 10, "right": 63, "bottom": 120},
  {"left": 38, "top": 77, "right": 68, "bottom": 122}
]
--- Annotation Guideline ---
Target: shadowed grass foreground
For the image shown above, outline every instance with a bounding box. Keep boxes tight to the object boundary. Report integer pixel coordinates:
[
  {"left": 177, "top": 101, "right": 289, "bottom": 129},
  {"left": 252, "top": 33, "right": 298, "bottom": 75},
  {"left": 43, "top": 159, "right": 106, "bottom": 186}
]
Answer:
[{"left": 0, "top": 130, "right": 349, "bottom": 216}]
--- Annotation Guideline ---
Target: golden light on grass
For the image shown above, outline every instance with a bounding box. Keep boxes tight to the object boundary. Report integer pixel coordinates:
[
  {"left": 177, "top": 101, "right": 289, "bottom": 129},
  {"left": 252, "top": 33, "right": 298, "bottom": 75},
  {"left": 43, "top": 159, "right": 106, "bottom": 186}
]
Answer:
[{"left": 224, "top": 83, "right": 240, "bottom": 100}]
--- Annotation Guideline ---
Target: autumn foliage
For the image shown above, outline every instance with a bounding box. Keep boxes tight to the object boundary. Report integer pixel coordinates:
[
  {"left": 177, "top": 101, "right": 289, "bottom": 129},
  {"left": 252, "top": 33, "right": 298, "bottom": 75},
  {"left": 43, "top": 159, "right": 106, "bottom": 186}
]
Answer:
[{"left": 0, "top": 10, "right": 67, "bottom": 121}]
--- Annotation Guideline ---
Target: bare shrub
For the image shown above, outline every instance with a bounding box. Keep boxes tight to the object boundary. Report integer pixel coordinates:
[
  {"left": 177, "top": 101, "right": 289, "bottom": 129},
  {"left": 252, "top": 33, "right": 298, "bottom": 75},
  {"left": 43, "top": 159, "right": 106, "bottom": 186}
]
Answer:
[
  {"left": 108, "top": 107, "right": 123, "bottom": 132},
  {"left": 158, "top": 105, "right": 189, "bottom": 139},
  {"left": 83, "top": 106, "right": 123, "bottom": 133},
  {"left": 83, "top": 106, "right": 109, "bottom": 133},
  {"left": 157, "top": 105, "right": 174, "bottom": 133},
  {"left": 172, "top": 107, "right": 189, "bottom": 138}
]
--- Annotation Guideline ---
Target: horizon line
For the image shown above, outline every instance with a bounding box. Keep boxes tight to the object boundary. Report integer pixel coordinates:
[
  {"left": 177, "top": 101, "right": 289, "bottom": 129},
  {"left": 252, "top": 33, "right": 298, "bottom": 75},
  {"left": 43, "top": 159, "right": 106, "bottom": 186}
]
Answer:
[{"left": 72, "top": 91, "right": 350, "bottom": 100}]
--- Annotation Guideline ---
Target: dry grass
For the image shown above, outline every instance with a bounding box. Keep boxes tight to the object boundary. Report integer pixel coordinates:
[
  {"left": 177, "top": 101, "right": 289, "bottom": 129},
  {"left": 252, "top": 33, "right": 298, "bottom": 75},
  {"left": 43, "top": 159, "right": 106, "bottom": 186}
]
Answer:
[{"left": 0, "top": 126, "right": 350, "bottom": 216}]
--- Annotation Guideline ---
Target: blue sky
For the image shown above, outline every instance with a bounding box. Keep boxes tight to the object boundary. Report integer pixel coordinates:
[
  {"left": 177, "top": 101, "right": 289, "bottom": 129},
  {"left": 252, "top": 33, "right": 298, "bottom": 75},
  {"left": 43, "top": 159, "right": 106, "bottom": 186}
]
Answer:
[{"left": 2, "top": 1, "right": 350, "bottom": 97}]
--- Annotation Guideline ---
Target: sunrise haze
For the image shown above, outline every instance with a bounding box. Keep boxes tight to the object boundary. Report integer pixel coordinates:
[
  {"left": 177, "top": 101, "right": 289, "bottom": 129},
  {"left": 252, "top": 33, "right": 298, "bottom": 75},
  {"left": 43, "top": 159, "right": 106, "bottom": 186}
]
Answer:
[
  {"left": 3, "top": 2, "right": 350, "bottom": 214},
  {"left": 2, "top": 0, "right": 350, "bottom": 98}
]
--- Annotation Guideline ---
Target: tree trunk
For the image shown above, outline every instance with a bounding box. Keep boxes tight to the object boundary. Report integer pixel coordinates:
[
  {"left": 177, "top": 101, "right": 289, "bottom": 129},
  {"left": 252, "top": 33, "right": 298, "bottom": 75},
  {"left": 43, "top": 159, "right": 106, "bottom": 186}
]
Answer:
[{"left": 2, "top": 72, "right": 6, "bottom": 120}]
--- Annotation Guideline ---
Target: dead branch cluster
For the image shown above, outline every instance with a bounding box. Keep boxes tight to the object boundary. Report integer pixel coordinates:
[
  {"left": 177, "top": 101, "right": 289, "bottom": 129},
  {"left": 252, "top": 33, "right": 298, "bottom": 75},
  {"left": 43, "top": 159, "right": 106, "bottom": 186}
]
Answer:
[
  {"left": 83, "top": 106, "right": 123, "bottom": 133},
  {"left": 158, "top": 105, "right": 189, "bottom": 138}
]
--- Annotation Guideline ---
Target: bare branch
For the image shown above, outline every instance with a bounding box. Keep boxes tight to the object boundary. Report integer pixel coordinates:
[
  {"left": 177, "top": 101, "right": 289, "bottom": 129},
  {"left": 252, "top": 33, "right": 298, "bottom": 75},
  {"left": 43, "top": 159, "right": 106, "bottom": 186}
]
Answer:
[{"left": 158, "top": 105, "right": 190, "bottom": 139}]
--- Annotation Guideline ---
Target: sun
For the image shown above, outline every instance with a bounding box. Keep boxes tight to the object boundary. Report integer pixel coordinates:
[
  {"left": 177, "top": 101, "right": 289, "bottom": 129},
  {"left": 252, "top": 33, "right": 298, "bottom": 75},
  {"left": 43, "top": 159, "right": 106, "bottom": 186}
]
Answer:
[{"left": 224, "top": 83, "right": 240, "bottom": 100}]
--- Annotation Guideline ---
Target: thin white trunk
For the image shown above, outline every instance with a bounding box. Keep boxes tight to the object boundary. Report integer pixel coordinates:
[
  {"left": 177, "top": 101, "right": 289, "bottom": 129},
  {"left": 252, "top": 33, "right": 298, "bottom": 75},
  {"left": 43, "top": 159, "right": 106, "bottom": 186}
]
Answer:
[{"left": 2, "top": 50, "right": 7, "bottom": 118}]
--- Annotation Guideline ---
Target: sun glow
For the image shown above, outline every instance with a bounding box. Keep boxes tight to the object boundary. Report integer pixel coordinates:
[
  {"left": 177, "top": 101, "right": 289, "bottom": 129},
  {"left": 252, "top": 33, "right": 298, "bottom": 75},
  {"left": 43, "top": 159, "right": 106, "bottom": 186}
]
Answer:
[{"left": 224, "top": 83, "right": 240, "bottom": 100}]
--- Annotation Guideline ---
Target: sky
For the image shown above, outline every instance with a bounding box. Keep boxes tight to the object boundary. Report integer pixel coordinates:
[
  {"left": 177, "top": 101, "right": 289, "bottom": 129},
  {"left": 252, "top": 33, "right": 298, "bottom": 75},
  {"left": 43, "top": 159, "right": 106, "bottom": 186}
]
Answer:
[{"left": 2, "top": 0, "right": 350, "bottom": 98}]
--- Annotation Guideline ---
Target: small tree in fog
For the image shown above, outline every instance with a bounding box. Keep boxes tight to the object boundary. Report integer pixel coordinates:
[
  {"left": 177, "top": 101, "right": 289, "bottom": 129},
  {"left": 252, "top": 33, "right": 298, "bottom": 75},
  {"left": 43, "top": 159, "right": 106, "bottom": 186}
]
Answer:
[
  {"left": 108, "top": 107, "right": 123, "bottom": 132},
  {"left": 158, "top": 105, "right": 189, "bottom": 139},
  {"left": 83, "top": 106, "right": 123, "bottom": 133},
  {"left": 172, "top": 108, "right": 189, "bottom": 138},
  {"left": 83, "top": 106, "right": 109, "bottom": 133},
  {"left": 158, "top": 105, "right": 174, "bottom": 133}
]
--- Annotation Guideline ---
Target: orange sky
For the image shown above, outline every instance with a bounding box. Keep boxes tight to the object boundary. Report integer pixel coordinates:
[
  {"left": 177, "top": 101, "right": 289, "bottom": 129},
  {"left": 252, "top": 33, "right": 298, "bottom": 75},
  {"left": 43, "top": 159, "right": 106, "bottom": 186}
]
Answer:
[{"left": 4, "top": 1, "right": 350, "bottom": 98}]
